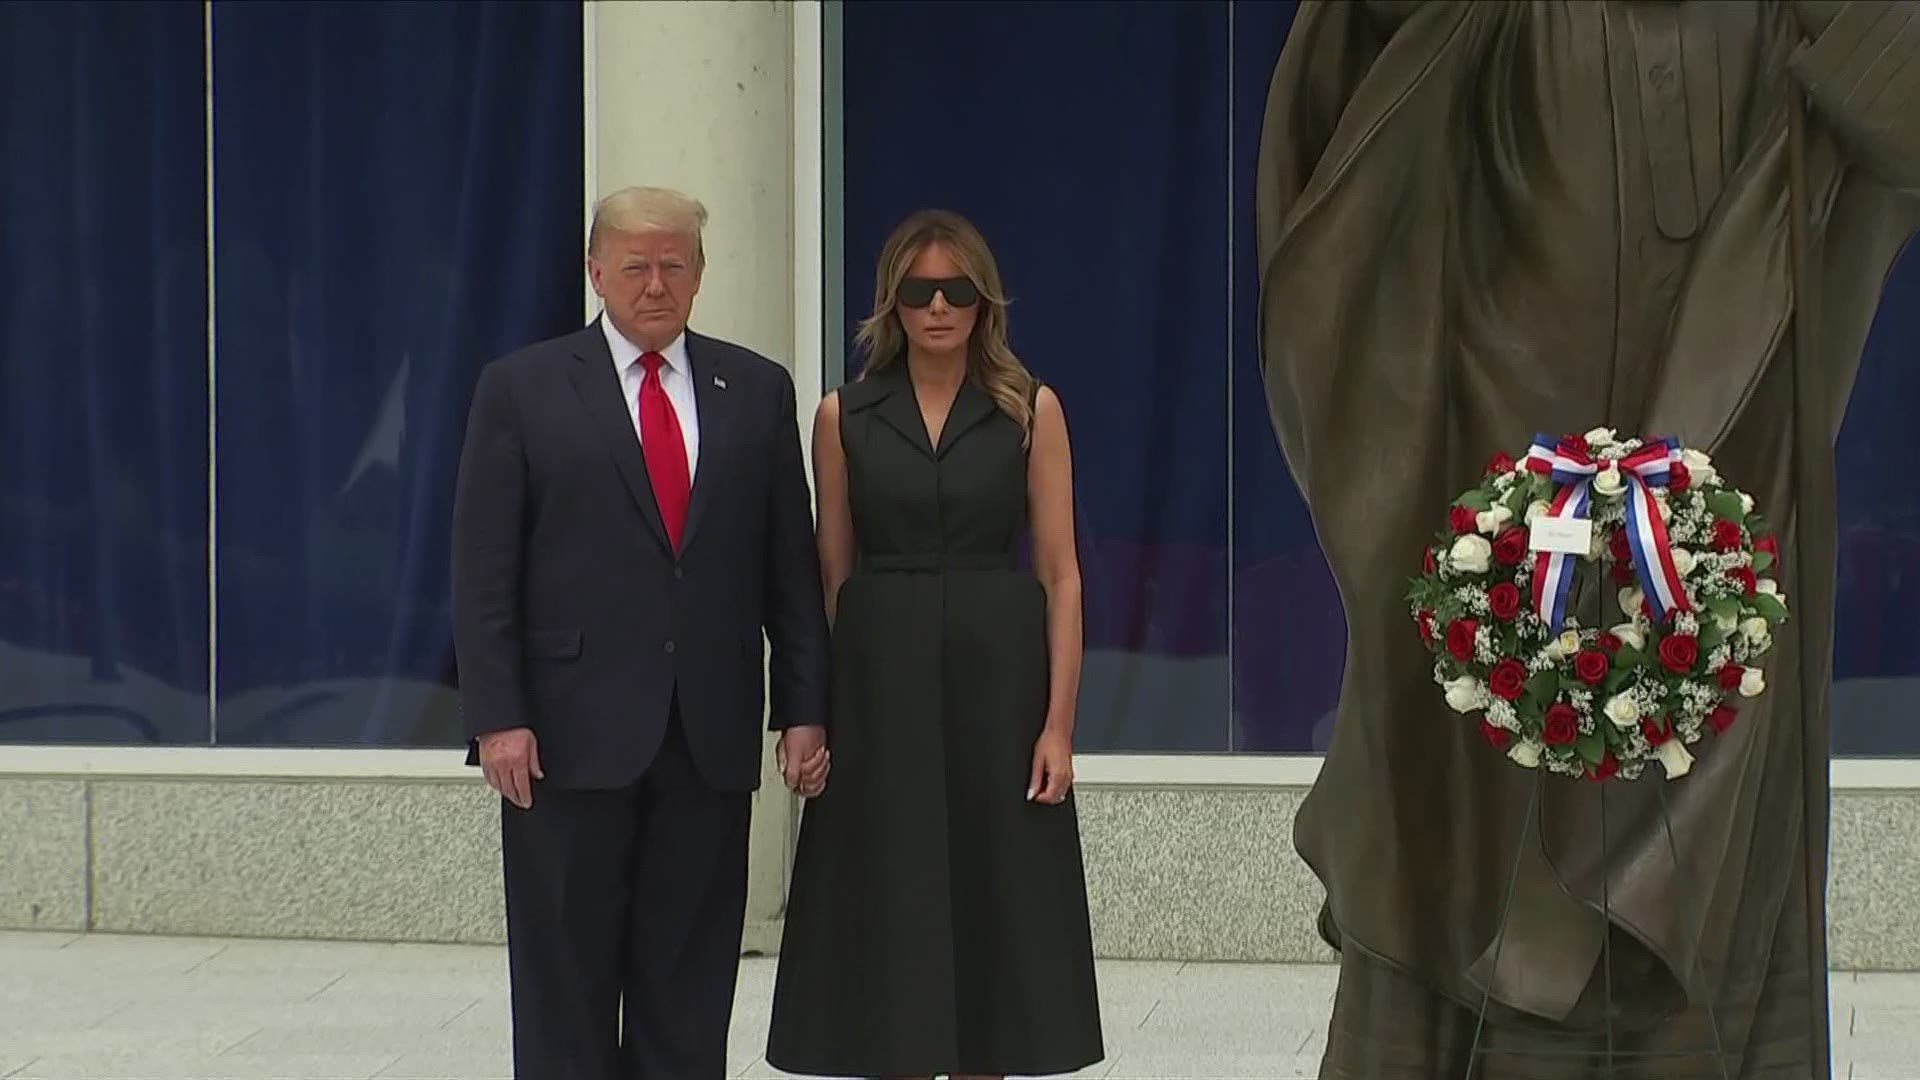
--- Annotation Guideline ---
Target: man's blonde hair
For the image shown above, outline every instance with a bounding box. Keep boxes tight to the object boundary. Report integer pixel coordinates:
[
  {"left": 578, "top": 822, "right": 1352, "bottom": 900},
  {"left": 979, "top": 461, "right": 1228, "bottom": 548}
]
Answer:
[{"left": 588, "top": 186, "right": 708, "bottom": 265}]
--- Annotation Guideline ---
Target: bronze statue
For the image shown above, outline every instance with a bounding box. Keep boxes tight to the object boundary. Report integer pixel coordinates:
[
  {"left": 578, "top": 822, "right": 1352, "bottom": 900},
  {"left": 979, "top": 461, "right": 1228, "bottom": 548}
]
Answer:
[{"left": 1256, "top": 2, "right": 1919, "bottom": 1076}]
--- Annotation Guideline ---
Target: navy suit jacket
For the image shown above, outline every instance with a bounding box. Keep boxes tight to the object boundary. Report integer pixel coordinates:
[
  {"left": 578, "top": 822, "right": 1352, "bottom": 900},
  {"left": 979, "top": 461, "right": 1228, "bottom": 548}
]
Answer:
[{"left": 450, "top": 320, "right": 829, "bottom": 792}]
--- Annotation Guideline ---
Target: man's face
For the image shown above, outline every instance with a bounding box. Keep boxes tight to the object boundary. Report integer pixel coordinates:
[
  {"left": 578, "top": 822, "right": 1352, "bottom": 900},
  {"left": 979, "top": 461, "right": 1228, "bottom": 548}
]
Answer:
[{"left": 588, "top": 227, "right": 703, "bottom": 351}]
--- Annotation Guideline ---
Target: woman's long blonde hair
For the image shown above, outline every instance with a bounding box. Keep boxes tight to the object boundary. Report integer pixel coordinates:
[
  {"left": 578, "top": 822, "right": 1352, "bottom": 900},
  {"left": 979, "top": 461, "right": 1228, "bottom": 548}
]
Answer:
[{"left": 853, "top": 209, "right": 1036, "bottom": 440}]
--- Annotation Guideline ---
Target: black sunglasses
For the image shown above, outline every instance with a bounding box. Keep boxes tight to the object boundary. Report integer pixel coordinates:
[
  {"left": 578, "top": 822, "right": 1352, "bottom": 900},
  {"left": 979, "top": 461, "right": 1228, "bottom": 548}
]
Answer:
[{"left": 897, "top": 276, "right": 980, "bottom": 308}]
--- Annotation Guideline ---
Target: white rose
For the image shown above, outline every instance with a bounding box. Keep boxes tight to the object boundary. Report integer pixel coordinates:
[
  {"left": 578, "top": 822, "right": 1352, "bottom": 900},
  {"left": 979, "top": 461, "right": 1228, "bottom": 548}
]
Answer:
[
  {"left": 1715, "top": 611, "right": 1739, "bottom": 634},
  {"left": 1740, "top": 492, "right": 1755, "bottom": 514},
  {"left": 1740, "top": 668, "right": 1766, "bottom": 698},
  {"left": 1655, "top": 738, "right": 1695, "bottom": 780},
  {"left": 1609, "top": 623, "right": 1646, "bottom": 652},
  {"left": 1592, "top": 465, "right": 1627, "bottom": 497},
  {"left": 1669, "top": 548, "right": 1696, "bottom": 576},
  {"left": 1477, "top": 505, "right": 1514, "bottom": 535},
  {"left": 1680, "top": 448, "right": 1722, "bottom": 485},
  {"left": 1585, "top": 426, "right": 1618, "bottom": 448},
  {"left": 1508, "top": 740, "right": 1544, "bottom": 769},
  {"left": 1525, "top": 499, "right": 1552, "bottom": 526},
  {"left": 1620, "top": 586, "right": 1645, "bottom": 617},
  {"left": 1539, "top": 629, "right": 1582, "bottom": 661},
  {"left": 1444, "top": 675, "right": 1485, "bottom": 713},
  {"left": 1740, "top": 616, "right": 1771, "bottom": 645},
  {"left": 1756, "top": 578, "right": 1779, "bottom": 597},
  {"left": 1450, "top": 535, "right": 1493, "bottom": 574},
  {"left": 1603, "top": 692, "right": 1640, "bottom": 729}
]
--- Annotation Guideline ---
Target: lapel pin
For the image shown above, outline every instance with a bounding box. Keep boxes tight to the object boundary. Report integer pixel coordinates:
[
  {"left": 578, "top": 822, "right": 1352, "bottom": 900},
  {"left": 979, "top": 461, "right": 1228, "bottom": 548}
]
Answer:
[{"left": 713, "top": 375, "right": 728, "bottom": 390}]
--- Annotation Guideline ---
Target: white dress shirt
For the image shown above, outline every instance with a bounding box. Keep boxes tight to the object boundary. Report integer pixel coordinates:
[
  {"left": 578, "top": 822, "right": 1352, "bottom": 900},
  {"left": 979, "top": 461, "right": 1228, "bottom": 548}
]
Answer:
[{"left": 603, "top": 315, "right": 700, "bottom": 479}]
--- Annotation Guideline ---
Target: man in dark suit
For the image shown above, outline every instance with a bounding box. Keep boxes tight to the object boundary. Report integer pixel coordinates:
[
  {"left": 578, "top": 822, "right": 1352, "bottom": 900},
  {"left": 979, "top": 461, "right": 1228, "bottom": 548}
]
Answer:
[{"left": 452, "top": 185, "right": 831, "bottom": 1080}]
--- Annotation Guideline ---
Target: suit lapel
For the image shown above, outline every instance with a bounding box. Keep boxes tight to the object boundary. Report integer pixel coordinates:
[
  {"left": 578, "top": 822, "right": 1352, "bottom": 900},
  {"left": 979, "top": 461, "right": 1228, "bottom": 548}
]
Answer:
[
  {"left": 679, "top": 332, "right": 729, "bottom": 552},
  {"left": 567, "top": 322, "right": 672, "bottom": 554},
  {"left": 934, "top": 377, "right": 998, "bottom": 458},
  {"left": 871, "top": 364, "right": 936, "bottom": 459}
]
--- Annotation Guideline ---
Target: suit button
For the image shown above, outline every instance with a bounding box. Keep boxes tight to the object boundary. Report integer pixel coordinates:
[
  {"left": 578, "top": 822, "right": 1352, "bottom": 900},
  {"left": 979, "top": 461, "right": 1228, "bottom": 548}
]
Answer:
[
  {"left": 673, "top": 567, "right": 683, "bottom": 580},
  {"left": 664, "top": 641, "right": 675, "bottom": 654}
]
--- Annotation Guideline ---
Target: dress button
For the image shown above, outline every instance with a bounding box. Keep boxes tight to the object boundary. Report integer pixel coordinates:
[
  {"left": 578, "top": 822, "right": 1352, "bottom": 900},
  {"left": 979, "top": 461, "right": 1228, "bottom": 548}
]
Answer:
[{"left": 664, "top": 641, "right": 676, "bottom": 654}]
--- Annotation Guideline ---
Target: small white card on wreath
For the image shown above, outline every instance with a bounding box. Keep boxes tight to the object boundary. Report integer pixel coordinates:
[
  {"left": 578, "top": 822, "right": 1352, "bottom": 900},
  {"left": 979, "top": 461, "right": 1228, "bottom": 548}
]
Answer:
[{"left": 1530, "top": 517, "right": 1593, "bottom": 556}]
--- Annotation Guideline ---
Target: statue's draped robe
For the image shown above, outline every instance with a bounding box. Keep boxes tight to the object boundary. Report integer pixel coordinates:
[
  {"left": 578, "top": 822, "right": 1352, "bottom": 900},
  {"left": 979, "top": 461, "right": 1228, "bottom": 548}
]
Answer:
[{"left": 1256, "top": 2, "right": 1920, "bottom": 1076}]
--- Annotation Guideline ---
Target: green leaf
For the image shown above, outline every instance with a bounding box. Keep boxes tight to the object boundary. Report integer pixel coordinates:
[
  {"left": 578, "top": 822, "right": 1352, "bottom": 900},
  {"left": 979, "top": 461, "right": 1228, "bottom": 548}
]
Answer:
[
  {"left": 1505, "top": 487, "right": 1530, "bottom": 521},
  {"left": 1615, "top": 646, "right": 1646, "bottom": 671},
  {"left": 1752, "top": 550, "right": 1775, "bottom": 573},
  {"left": 1525, "top": 670, "right": 1560, "bottom": 704},
  {"left": 1575, "top": 728, "right": 1606, "bottom": 767},
  {"left": 1708, "top": 596, "right": 1743, "bottom": 623},
  {"left": 1753, "top": 594, "right": 1789, "bottom": 624},
  {"left": 1699, "top": 622, "right": 1728, "bottom": 654},
  {"left": 1458, "top": 489, "right": 1494, "bottom": 512},
  {"left": 1707, "top": 491, "right": 1747, "bottom": 524},
  {"left": 1602, "top": 667, "right": 1634, "bottom": 694}
]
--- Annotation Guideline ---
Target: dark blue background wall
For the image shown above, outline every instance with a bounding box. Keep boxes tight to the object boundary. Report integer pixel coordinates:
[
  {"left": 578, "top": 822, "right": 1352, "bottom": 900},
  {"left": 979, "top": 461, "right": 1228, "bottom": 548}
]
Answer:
[
  {"left": 0, "top": 0, "right": 583, "bottom": 746},
  {"left": 840, "top": 0, "right": 1920, "bottom": 753}
]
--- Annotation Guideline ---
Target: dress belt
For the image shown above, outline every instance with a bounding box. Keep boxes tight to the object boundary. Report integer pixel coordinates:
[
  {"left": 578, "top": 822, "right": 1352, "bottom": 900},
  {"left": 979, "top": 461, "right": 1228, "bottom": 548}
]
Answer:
[{"left": 860, "top": 552, "right": 1017, "bottom": 573}]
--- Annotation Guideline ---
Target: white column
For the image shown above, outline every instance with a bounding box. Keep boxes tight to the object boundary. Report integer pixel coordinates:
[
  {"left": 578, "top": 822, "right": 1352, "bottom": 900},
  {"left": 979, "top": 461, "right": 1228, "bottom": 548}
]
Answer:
[{"left": 592, "top": 0, "right": 813, "bottom": 955}]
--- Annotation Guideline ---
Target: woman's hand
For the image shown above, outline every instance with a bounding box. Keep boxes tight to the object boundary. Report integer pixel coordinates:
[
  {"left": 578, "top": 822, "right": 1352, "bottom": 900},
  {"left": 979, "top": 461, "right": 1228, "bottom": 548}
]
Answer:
[{"left": 1027, "top": 729, "right": 1075, "bottom": 805}]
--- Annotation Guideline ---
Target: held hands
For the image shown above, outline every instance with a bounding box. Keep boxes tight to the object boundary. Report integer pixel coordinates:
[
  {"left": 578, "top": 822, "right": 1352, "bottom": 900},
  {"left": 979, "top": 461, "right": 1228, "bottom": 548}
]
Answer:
[
  {"left": 1027, "top": 729, "right": 1074, "bottom": 805},
  {"left": 777, "top": 724, "right": 831, "bottom": 798},
  {"left": 478, "top": 727, "right": 543, "bottom": 810}
]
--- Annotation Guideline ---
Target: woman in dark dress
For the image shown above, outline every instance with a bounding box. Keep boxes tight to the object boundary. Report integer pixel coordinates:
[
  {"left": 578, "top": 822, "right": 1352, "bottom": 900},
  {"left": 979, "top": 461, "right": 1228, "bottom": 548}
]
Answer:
[{"left": 766, "top": 210, "right": 1104, "bottom": 1079}]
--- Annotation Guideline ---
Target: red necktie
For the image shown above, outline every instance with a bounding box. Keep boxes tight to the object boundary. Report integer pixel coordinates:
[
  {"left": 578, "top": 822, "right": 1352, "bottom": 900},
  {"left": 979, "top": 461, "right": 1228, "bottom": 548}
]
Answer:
[{"left": 638, "top": 351, "right": 691, "bottom": 550}]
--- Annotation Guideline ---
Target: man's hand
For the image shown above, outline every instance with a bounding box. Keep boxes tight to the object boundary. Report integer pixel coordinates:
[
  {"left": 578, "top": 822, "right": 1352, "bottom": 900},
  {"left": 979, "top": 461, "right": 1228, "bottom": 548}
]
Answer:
[
  {"left": 1027, "top": 729, "right": 1074, "bottom": 805},
  {"left": 479, "top": 727, "right": 543, "bottom": 809},
  {"left": 776, "top": 725, "right": 830, "bottom": 798}
]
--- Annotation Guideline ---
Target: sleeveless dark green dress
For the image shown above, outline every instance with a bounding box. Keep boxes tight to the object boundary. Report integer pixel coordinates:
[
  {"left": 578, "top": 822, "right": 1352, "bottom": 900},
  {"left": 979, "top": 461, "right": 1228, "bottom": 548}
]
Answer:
[{"left": 766, "top": 364, "right": 1104, "bottom": 1077}]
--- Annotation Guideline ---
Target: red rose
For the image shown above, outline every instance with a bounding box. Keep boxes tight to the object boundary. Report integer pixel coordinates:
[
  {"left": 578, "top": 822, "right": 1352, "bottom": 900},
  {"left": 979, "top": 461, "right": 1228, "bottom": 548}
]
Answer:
[
  {"left": 1712, "top": 520, "right": 1744, "bottom": 552},
  {"left": 1557, "top": 434, "right": 1591, "bottom": 462},
  {"left": 1726, "top": 566, "right": 1758, "bottom": 597},
  {"left": 1489, "top": 659, "right": 1528, "bottom": 701},
  {"left": 1610, "top": 562, "right": 1637, "bottom": 585},
  {"left": 1574, "top": 649, "right": 1611, "bottom": 686},
  {"left": 1417, "top": 609, "right": 1436, "bottom": 646},
  {"left": 1423, "top": 546, "right": 1438, "bottom": 575},
  {"left": 1480, "top": 719, "right": 1511, "bottom": 748},
  {"left": 1608, "top": 529, "right": 1632, "bottom": 563},
  {"left": 1640, "top": 716, "right": 1671, "bottom": 745},
  {"left": 1542, "top": 703, "right": 1579, "bottom": 745},
  {"left": 1486, "top": 451, "right": 1516, "bottom": 477},
  {"left": 1488, "top": 582, "right": 1522, "bottom": 621},
  {"left": 1493, "top": 526, "right": 1529, "bottom": 566},
  {"left": 1587, "top": 751, "right": 1620, "bottom": 782},
  {"left": 1717, "top": 663, "right": 1745, "bottom": 691},
  {"left": 1447, "top": 618, "right": 1480, "bottom": 662},
  {"left": 1657, "top": 634, "right": 1699, "bottom": 674},
  {"left": 1668, "top": 461, "right": 1692, "bottom": 492},
  {"left": 1597, "top": 632, "right": 1624, "bottom": 653},
  {"left": 1709, "top": 704, "right": 1739, "bottom": 733},
  {"left": 1450, "top": 506, "right": 1479, "bottom": 535},
  {"left": 1755, "top": 534, "right": 1780, "bottom": 566}
]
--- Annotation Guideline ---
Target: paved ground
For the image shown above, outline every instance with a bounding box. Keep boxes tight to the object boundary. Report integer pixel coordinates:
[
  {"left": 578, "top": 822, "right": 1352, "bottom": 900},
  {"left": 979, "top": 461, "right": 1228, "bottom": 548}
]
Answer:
[{"left": 0, "top": 931, "right": 1912, "bottom": 1078}]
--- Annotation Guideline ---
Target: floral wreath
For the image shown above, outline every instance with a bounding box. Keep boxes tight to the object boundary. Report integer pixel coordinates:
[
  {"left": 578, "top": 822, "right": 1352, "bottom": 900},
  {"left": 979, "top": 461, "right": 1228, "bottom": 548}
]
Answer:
[{"left": 1407, "top": 428, "right": 1789, "bottom": 782}]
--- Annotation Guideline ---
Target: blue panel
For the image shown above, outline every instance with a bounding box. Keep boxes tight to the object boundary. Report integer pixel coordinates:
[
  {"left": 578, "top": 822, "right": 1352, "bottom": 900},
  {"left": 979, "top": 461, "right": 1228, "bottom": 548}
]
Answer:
[
  {"left": 1833, "top": 239, "right": 1920, "bottom": 755},
  {"left": 1224, "top": 2, "right": 1330, "bottom": 753},
  {"left": 211, "top": 0, "right": 583, "bottom": 745},
  {"left": 0, "top": 2, "right": 211, "bottom": 744},
  {"left": 842, "top": 0, "right": 1233, "bottom": 750}
]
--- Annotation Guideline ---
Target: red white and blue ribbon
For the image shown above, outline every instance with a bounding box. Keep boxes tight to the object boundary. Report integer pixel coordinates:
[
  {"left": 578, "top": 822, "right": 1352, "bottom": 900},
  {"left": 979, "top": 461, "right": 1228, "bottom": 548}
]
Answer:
[
  {"left": 1524, "top": 435, "right": 1597, "bottom": 629},
  {"left": 1617, "top": 438, "right": 1691, "bottom": 624},
  {"left": 1522, "top": 434, "right": 1694, "bottom": 630}
]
